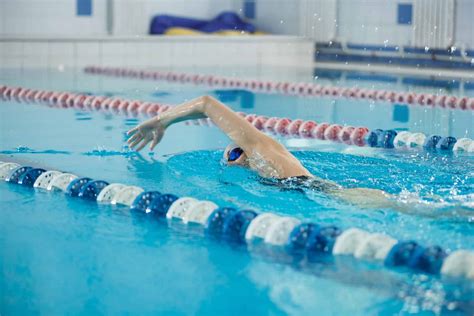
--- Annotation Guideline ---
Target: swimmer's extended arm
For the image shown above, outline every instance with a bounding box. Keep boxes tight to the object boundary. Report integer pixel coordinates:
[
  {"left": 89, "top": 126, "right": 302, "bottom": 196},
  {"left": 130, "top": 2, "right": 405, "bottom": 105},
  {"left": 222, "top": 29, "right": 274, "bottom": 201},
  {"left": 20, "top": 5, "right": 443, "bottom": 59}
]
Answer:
[
  {"left": 127, "top": 95, "right": 311, "bottom": 177},
  {"left": 128, "top": 95, "right": 278, "bottom": 153}
]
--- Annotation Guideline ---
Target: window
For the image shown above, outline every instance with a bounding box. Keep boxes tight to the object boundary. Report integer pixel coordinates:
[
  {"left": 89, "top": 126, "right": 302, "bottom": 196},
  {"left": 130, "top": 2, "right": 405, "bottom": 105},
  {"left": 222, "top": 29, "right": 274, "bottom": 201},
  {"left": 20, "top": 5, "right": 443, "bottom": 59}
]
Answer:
[
  {"left": 397, "top": 3, "right": 412, "bottom": 25},
  {"left": 244, "top": 0, "right": 256, "bottom": 19},
  {"left": 77, "top": 0, "right": 92, "bottom": 16}
]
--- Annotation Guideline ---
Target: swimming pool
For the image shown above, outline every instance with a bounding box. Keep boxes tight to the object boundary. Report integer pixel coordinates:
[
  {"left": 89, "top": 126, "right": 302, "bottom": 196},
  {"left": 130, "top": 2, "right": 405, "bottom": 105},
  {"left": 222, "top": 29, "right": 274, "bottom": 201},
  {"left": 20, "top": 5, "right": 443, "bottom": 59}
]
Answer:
[{"left": 1, "top": 67, "right": 473, "bottom": 315}]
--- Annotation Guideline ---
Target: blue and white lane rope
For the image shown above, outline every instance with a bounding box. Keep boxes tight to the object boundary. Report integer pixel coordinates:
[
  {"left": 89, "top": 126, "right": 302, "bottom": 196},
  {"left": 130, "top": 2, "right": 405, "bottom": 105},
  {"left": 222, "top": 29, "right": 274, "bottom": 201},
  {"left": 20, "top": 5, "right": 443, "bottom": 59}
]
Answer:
[
  {"left": 1, "top": 85, "right": 473, "bottom": 153},
  {"left": 1, "top": 160, "right": 473, "bottom": 280}
]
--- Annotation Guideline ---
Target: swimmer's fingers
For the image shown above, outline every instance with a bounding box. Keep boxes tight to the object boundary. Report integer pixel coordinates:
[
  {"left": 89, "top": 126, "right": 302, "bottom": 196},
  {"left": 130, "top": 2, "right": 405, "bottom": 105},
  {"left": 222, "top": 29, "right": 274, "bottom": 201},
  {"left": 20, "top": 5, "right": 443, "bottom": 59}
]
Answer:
[
  {"left": 150, "top": 132, "right": 159, "bottom": 151},
  {"left": 135, "top": 136, "right": 151, "bottom": 152},
  {"left": 127, "top": 126, "right": 139, "bottom": 136},
  {"left": 129, "top": 135, "right": 144, "bottom": 150},
  {"left": 127, "top": 132, "right": 141, "bottom": 144}
]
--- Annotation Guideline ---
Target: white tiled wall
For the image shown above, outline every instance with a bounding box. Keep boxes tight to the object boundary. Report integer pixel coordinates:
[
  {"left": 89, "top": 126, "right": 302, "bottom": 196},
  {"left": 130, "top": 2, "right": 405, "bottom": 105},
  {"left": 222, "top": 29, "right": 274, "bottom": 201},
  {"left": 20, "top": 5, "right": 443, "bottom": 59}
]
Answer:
[
  {"left": 0, "top": 37, "right": 314, "bottom": 69},
  {"left": 251, "top": 0, "right": 471, "bottom": 48},
  {"left": 336, "top": 0, "right": 413, "bottom": 46},
  {"left": 0, "top": 0, "right": 108, "bottom": 36},
  {"left": 0, "top": 0, "right": 236, "bottom": 37},
  {"left": 455, "top": 0, "right": 474, "bottom": 49}
]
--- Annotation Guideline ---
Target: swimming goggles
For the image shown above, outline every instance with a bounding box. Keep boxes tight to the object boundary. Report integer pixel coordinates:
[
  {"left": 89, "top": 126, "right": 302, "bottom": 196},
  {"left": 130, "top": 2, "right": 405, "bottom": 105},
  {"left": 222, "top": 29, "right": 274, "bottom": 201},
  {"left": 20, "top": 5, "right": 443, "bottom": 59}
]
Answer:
[{"left": 227, "top": 147, "right": 244, "bottom": 162}]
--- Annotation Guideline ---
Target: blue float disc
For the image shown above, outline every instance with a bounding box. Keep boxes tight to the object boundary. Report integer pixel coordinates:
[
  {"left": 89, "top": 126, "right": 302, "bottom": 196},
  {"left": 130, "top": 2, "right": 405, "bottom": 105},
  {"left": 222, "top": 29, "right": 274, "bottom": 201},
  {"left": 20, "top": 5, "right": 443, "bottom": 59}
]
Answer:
[
  {"left": 131, "top": 191, "right": 162, "bottom": 213},
  {"left": 384, "top": 240, "right": 422, "bottom": 267},
  {"left": 288, "top": 223, "right": 319, "bottom": 250},
  {"left": 145, "top": 194, "right": 178, "bottom": 217},
  {"left": 6, "top": 166, "right": 32, "bottom": 183},
  {"left": 205, "top": 207, "right": 237, "bottom": 237},
  {"left": 306, "top": 225, "right": 342, "bottom": 253},
  {"left": 436, "top": 136, "right": 457, "bottom": 151},
  {"left": 381, "top": 130, "right": 397, "bottom": 148},
  {"left": 423, "top": 135, "right": 442, "bottom": 149},
  {"left": 407, "top": 245, "right": 446, "bottom": 274},
  {"left": 222, "top": 209, "right": 258, "bottom": 243},
  {"left": 78, "top": 180, "right": 110, "bottom": 200},
  {"left": 18, "top": 168, "right": 46, "bottom": 186},
  {"left": 365, "top": 129, "right": 383, "bottom": 147},
  {"left": 66, "top": 177, "right": 92, "bottom": 197}
]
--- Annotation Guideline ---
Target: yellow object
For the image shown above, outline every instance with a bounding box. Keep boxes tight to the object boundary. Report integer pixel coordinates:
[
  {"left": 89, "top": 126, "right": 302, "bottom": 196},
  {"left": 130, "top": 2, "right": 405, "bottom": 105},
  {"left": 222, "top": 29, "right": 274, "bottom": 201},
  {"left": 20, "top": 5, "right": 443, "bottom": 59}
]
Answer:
[{"left": 164, "top": 27, "right": 266, "bottom": 36}]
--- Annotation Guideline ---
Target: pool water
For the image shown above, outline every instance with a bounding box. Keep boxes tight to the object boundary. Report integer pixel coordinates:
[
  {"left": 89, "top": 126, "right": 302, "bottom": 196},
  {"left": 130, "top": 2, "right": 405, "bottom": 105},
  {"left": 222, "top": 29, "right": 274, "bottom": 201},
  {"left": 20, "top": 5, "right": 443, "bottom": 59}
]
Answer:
[{"left": 1, "top": 68, "right": 473, "bottom": 315}]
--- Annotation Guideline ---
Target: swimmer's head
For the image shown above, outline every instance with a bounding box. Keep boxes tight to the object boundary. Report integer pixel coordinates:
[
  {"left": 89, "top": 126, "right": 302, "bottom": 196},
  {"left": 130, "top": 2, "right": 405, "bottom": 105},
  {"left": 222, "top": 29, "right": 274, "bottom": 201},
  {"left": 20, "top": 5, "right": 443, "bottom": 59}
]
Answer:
[{"left": 223, "top": 143, "right": 248, "bottom": 166}]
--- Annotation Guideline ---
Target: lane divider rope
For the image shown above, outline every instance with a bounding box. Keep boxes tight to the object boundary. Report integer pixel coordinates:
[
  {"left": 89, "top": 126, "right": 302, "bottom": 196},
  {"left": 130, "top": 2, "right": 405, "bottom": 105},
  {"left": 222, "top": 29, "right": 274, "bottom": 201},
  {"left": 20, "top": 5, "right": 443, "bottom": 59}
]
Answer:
[
  {"left": 83, "top": 66, "right": 474, "bottom": 111},
  {"left": 1, "top": 85, "right": 473, "bottom": 152},
  {"left": 0, "top": 160, "right": 473, "bottom": 280}
]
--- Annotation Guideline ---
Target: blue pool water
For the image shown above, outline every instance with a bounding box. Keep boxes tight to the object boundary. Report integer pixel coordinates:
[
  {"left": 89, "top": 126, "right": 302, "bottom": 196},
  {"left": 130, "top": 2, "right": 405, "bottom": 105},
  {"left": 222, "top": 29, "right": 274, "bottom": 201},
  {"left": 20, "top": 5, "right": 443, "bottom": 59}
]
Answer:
[{"left": 1, "top": 68, "right": 473, "bottom": 315}]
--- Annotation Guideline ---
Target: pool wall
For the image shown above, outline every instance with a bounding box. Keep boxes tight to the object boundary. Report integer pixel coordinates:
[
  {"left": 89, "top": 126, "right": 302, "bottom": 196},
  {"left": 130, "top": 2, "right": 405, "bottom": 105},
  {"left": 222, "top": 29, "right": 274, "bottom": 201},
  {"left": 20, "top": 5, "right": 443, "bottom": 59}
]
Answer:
[{"left": 0, "top": 36, "right": 314, "bottom": 69}]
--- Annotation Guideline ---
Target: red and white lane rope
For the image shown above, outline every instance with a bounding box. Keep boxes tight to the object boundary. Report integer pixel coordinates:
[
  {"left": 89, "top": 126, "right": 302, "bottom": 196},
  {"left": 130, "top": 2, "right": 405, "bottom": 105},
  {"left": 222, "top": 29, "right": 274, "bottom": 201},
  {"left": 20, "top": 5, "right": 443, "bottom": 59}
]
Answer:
[
  {"left": 1, "top": 84, "right": 473, "bottom": 152},
  {"left": 83, "top": 66, "right": 474, "bottom": 111}
]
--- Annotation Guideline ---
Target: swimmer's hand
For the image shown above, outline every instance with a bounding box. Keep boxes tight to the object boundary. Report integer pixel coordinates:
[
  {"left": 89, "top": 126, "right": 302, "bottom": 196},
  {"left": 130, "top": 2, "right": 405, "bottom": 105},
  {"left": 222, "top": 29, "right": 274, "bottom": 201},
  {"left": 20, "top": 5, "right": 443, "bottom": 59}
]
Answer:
[{"left": 127, "top": 116, "right": 165, "bottom": 151}]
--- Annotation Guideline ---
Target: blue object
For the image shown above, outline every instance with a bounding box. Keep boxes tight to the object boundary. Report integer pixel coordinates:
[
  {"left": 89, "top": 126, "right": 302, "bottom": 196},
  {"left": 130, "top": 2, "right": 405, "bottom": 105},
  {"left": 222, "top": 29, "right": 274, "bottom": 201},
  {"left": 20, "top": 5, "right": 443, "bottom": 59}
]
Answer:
[
  {"left": 436, "top": 137, "right": 457, "bottom": 151},
  {"left": 288, "top": 223, "right": 319, "bottom": 250},
  {"left": 18, "top": 168, "right": 45, "bottom": 186},
  {"left": 78, "top": 180, "right": 109, "bottom": 200},
  {"left": 150, "top": 12, "right": 256, "bottom": 35},
  {"left": 222, "top": 210, "right": 258, "bottom": 243},
  {"left": 66, "top": 177, "right": 92, "bottom": 197},
  {"left": 380, "top": 130, "right": 398, "bottom": 148},
  {"left": 365, "top": 129, "right": 384, "bottom": 147},
  {"left": 6, "top": 166, "right": 33, "bottom": 183},
  {"left": 205, "top": 207, "right": 237, "bottom": 236},
  {"left": 306, "top": 225, "right": 342, "bottom": 253},
  {"left": 385, "top": 241, "right": 422, "bottom": 267},
  {"left": 393, "top": 104, "right": 409, "bottom": 122},
  {"left": 397, "top": 4, "right": 412, "bottom": 25},
  {"left": 228, "top": 147, "right": 244, "bottom": 162},
  {"left": 77, "top": 0, "right": 92, "bottom": 16},
  {"left": 407, "top": 245, "right": 446, "bottom": 274},
  {"left": 145, "top": 194, "right": 178, "bottom": 217},
  {"left": 131, "top": 191, "right": 162, "bottom": 213},
  {"left": 244, "top": 0, "right": 256, "bottom": 19},
  {"left": 423, "top": 135, "right": 442, "bottom": 149}
]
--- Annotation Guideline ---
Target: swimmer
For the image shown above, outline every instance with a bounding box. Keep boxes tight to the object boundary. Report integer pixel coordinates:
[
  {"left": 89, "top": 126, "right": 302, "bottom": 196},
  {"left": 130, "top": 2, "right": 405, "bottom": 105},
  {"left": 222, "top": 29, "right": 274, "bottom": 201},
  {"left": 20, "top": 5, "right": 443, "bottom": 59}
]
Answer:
[{"left": 126, "top": 96, "right": 468, "bottom": 216}]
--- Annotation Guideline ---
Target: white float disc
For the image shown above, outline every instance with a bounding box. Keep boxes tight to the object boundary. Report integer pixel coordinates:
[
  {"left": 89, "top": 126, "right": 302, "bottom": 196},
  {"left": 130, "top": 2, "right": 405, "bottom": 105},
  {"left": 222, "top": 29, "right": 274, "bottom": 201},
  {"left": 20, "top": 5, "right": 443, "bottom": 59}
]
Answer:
[
  {"left": 33, "top": 170, "right": 62, "bottom": 190},
  {"left": 332, "top": 228, "right": 371, "bottom": 255},
  {"left": 0, "top": 162, "right": 20, "bottom": 180},
  {"left": 96, "top": 183, "right": 128, "bottom": 203},
  {"left": 353, "top": 233, "right": 397, "bottom": 260},
  {"left": 407, "top": 132, "right": 426, "bottom": 148},
  {"left": 441, "top": 250, "right": 474, "bottom": 279},
  {"left": 245, "top": 213, "right": 281, "bottom": 241},
  {"left": 453, "top": 138, "right": 472, "bottom": 152},
  {"left": 111, "top": 186, "right": 144, "bottom": 206},
  {"left": 468, "top": 141, "right": 474, "bottom": 153},
  {"left": 47, "top": 173, "right": 78, "bottom": 192},
  {"left": 166, "top": 197, "right": 198, "bottom": 220},
  {"left": 264, "top": 216, "right": 301, "bottom": 246},
  {"left": 183, "top": 200, "right": 218, "bottom": 224},
  {"left": 393, "top": 131, "right": 411, "bottom": 148}
]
